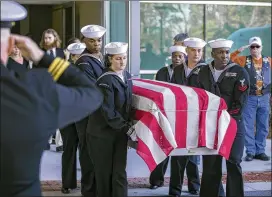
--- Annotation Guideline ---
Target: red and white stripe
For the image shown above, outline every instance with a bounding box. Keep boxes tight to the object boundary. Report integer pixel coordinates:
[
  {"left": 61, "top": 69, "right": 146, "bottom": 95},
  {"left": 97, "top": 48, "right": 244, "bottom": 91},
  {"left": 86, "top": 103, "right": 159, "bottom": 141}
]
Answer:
[{"left": 132, "top": 79, "right": 237, "bottom": 171}]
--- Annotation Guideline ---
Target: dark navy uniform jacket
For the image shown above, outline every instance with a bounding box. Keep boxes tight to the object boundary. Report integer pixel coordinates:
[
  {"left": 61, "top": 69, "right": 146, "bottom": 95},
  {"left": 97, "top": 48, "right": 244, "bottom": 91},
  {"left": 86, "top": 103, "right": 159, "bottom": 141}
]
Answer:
[
  {"left": 0, "top": 54, "right": 103, "bottom": 196},
  {"left": 87, "top": 68, "right": 133, "bottom": 138},
  {"left": 171, "top": 60, "right": 207, "bottom": 87},
  {"left": 75, "top": 49, "right": 104, "bottom": 133},
  {"left": 156, "top": 65, "right": 174, "bottom": 82},
  {"left": 197, "top": 61, "right": 250, "bottom": 119}
]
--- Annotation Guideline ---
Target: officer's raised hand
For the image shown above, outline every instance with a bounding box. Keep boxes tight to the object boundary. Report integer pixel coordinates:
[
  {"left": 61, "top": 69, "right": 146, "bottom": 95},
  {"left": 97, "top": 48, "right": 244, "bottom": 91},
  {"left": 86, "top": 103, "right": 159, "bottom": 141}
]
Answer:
[
  {"left": 11, "top": 34, "right": 44, "bottom": 64},
  {"left": 238, "top": 45, "right": 250, "bottom": 52}
]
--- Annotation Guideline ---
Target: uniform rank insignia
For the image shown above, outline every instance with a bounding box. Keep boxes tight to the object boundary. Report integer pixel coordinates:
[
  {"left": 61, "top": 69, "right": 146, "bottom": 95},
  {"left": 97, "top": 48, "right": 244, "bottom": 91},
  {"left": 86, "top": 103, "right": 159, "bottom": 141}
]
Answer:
[
  {"left": 238, "top": 78, "right": 247, "bottom": 92},
  {"left": 193, "top": 68, "right": 201, "bottom": 75},
  {"left": 98, "top": 83, "right": 111, "bottom": 89},
  {"left": 225, "top": 72, "right": 237, "bottom": 77}
]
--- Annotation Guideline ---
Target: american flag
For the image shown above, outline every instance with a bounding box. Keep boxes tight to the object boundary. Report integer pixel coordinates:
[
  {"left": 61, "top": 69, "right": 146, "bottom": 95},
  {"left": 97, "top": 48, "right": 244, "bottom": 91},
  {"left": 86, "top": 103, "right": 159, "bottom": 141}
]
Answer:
[{"left": 131, "top": 79, "right": 237, "bottom": 172}]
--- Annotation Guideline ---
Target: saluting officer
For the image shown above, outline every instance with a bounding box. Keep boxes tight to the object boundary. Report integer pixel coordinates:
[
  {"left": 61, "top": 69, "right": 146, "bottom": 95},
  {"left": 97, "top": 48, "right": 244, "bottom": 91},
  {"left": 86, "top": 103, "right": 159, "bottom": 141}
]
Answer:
[
  {"left": 75, "top": 24, "right": 106, "bottom": 197},
  {"left": 198, "top": 39, "right": 250, "bottom": 197},
  {"left": 0, "top": 1, "right": 103, "bottom": 196}
]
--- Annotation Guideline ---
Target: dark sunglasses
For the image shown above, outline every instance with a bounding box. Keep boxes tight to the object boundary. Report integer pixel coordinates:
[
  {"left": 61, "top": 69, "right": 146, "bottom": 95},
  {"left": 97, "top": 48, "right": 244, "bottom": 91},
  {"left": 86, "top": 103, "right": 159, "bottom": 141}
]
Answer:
[{"left": 250, "top": 45, "right": 261, "bottom": 49}]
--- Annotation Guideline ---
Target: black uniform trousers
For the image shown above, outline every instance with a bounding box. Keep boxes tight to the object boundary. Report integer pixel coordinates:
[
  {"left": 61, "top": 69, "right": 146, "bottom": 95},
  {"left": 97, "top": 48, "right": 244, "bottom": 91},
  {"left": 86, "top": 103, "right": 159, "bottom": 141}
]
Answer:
[
  {"left": 150, "top": 156, "right": 201, "bottom": 191},
  {"left": 200, "top": 118, "right": 245, "bottom": 197},
  {"left": 169, "top": 155, "right": 200, "bottom": 195},
  {"left": 149, "top": 157, "right": 169, "bottom": 186},
  {"left": 59, "top": 124, "right": 79, "bottom": 189},
  {"left": 88, "top": 133, "right": 128, "bottom": 197},
  {"left": 75, "top": 118, "right": 96, "bottom": 197}
]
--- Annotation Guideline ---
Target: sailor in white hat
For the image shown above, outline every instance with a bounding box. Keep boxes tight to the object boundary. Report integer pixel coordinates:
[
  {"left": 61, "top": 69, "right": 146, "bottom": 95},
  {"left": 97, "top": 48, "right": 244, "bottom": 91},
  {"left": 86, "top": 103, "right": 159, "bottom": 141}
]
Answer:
[
  {"left": 80, "top": 24, "right": 106, "bottom": 60},
  {"left": 171, "top": 37, "right": 207, "bottom": 85},
  {"left": 155, "top": 45, "right": 187, "bottom": 82},
  {"left": 209, "top": 38, "right": 234, "bottom": 69},
  {"left": 75, "top": 24, "right": 107, "bottom": 196},
  {"left": 168, "top": 38, "right": 208, "bottom": 196},
  {"left": 1, "top": 1, "right": 104, "bottom": 197},
  {"left": 153, "top": 43, "right": 203, "bottom": 195},
  {"left": 198, "top": 39, "right": 250, "bottom": 197},
  {"left": 67, "top": 42, "right": 86, "bottom": 63},
  {"left": 88, "top": 41, "right": 133, "bottom": 197},
  {"left": 103, "top": 42, "right": 128, "bottom": 80}
]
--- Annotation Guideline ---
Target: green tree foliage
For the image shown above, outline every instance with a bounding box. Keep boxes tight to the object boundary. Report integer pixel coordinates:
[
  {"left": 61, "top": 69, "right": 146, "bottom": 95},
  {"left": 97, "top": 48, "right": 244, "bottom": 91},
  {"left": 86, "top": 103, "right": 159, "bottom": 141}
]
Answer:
[{"left": 140, "top": 2, "right": 271, "bottom": 70}]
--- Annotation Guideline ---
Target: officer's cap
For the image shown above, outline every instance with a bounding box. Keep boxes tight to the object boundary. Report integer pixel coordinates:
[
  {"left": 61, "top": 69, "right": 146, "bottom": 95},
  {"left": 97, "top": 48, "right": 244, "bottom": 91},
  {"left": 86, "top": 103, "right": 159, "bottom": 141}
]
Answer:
[
  {"left": 67, "top": 43, "right": 86, "bottom": 55},
  {"left": 169, "top": 45, "right": 187, "bottom": 56},
  {"left": 81, "top": 25, "right": 106, "bottom": 39},
  {"left": 1, "top": 1, "right": 27, "bottom": 28},
  {"left": 105, "top": 42, "right": 128, "bottom": 55},
  {"left": 208, "top": 38, "right": 234, "bottom": 49},
  {"left": 183, "top": 37, "right": 206, "bottom": 48}
]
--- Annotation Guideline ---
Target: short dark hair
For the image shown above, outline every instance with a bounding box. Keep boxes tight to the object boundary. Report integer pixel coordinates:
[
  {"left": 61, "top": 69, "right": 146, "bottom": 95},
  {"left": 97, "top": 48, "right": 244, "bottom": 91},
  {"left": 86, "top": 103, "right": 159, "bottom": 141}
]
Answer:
[
  {"left": 173, "top": 33, "right": 189, "bottom": 42},
  {"left": 66, "top": 37, "right": 80, "bottom": 47}
]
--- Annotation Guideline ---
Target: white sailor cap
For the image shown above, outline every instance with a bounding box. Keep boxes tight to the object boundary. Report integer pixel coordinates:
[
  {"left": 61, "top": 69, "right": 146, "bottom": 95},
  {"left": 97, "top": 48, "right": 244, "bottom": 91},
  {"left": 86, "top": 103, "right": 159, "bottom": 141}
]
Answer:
[
  {"left": 67, "top": 43, "right": 86, "bottom": 55},
  {"left": 249, "top": 37, "right": 262, "bottom": 46},
  {"left": 183, "top": 37, "right": 207, "bottom": 48},
  {"left": 81, "top": 25, "right": 106, "bottom": 39},
  {"left": 208, "top": 38, "right": 234, "bottom": 49},
  {"left": 105, "top": 42, "right": 128, "bottom": 55},
  {"left": 1, "top": 1, "right": 27, "bottom": 28},
  {"left": 169, "top": 45, "right": 187, "bottom": 56}
]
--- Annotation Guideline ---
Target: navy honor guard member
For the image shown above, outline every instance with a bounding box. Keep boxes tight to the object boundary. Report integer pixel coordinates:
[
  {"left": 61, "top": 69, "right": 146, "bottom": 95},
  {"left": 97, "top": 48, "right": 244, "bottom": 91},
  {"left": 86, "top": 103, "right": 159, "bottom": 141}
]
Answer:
[
  {"left": 169, "top": 38, "right": 206, "bottom": 197},
  {"left": 0, "top": 1, "right": 103, "bottom": 196},
  {"left": 197, "top": 39, "right": 250, "bottom": 197},
  {"left": 59, "top": 41, "right": 87, "bottom": 194},
  {"left": 87, "top": 42, "right": 134, "bottom": 197},
  {"left": 75, "top": 24, "right": 106, "bottom": 197},
  {"left": 149, "top": 45, "right": 188, "bottom": 191}
]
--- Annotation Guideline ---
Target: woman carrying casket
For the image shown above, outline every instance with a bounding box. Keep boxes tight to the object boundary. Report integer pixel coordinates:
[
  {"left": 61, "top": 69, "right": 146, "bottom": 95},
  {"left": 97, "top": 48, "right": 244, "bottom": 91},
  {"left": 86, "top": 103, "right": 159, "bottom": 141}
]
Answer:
[{"left": 86, "top": 42, "right": 134, "bottom": 197}]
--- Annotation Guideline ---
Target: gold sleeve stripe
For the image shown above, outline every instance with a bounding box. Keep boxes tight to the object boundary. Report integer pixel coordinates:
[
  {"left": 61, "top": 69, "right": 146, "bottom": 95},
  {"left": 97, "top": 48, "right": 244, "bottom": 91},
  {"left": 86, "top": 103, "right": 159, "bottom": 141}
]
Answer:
[
  {"left": 48, "top": 58, "right": 61, "bottom": 74},
  {"left": 53, "top": 60, "right": 70, "bottom": 81},
  {"left": 51, "top": 59, "right": 64, "bottom": 77}
]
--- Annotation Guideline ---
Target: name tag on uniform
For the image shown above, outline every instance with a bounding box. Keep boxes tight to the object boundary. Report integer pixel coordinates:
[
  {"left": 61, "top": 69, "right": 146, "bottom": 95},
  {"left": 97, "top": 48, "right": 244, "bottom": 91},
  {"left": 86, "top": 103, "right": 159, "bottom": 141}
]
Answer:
[{"left": 225, "top": 72, "right": 237, "bottom": 77}]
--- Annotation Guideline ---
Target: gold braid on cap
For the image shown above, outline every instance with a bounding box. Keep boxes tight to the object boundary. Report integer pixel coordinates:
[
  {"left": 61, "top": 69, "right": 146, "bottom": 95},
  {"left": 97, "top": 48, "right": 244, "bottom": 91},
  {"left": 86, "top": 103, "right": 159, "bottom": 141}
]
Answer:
[{"left": 48, "top": 58, "right": 70, "bottom": 81}]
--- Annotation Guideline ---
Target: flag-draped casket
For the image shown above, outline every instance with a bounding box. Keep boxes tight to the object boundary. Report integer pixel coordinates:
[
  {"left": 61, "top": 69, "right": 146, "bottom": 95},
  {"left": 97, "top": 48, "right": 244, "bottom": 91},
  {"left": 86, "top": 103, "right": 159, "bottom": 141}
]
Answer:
[{"left": 131, "top": 79, "right": 237, "bottom": 171}]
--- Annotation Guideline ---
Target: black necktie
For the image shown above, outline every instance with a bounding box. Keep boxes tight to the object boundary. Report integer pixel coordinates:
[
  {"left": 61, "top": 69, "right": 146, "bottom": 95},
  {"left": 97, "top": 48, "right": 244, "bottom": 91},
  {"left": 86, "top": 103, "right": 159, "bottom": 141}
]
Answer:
[{"left": 49, "top": 50, "right": 54, "bottom": 58}]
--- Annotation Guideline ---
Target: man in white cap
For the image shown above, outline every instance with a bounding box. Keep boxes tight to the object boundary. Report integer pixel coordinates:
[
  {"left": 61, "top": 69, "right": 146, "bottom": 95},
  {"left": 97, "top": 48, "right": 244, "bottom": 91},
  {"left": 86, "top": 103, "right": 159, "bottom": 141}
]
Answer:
[
  {"left": 75, "top": 24, "right": 106, "bottom": 197},
  {"left": 150, "top": 45, "right": 200, "bottom": 193},
  {"left": 197, "top": 39, "right": 250, "bottom": 197},
  {"left": 0, "top": 1, "right": 103, "bottom": 196},
  {"left": 168, "top": 38, "right": 208, "bottom": 196},
  {"left": 59, "top": 41, "right": 86, "bottom": 194},
  {"left": 231, "top": 37, "right": 271, "bottom": 162}
]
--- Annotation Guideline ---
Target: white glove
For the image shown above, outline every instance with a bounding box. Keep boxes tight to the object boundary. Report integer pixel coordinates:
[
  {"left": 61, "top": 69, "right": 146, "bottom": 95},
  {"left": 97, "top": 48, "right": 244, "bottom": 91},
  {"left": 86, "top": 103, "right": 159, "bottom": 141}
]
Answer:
[{"left": 126, "top": 125, "right": 137, "bottom": 141}]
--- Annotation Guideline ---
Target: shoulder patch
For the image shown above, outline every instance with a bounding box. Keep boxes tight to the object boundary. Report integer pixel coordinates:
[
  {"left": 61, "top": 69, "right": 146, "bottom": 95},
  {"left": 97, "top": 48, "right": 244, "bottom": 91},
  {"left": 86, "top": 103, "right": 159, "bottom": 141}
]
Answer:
[
  {"left": 77, "top": 62, "right": 90, "bottom": 66},
  {"left": 98, "top": 83, "right": 111, "bottom": 89},
  {"left": 193, "top": 67, "right": 201, "bottom": 75}
]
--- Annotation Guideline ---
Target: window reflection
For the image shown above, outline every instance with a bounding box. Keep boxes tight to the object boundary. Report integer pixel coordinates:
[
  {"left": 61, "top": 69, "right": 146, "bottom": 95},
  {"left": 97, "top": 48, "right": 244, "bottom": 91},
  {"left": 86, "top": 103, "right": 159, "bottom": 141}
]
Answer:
[{"left": 140, "top": 2, "right": 271, "bottom": 79}]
